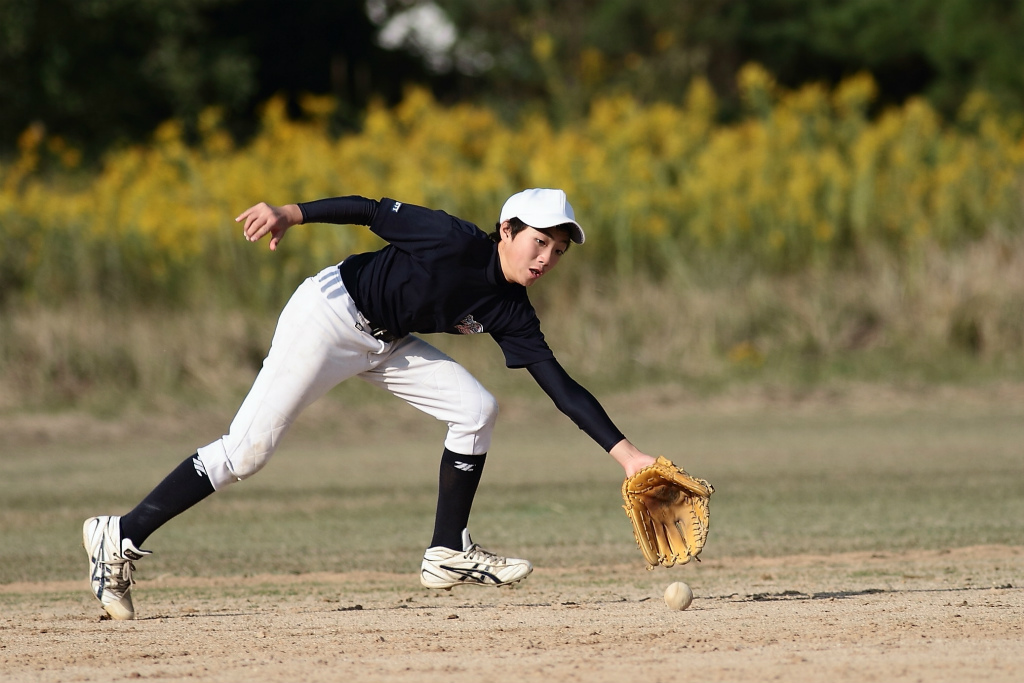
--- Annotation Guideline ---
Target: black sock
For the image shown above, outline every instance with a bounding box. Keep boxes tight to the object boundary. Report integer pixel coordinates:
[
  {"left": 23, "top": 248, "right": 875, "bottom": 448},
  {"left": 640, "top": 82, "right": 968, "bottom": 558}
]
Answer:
[
  {"left": 119, "top": 453, "right": 215, "bottom": 547},
  {"left": 429, "top": 449, "right": 486, "bottom": 550}
]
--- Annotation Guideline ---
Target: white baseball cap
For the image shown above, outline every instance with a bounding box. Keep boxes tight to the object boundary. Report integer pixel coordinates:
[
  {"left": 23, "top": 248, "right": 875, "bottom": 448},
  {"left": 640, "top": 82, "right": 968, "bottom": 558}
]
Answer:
[{"left": 499, "top": 188, "right": 585, "bottom": 244}]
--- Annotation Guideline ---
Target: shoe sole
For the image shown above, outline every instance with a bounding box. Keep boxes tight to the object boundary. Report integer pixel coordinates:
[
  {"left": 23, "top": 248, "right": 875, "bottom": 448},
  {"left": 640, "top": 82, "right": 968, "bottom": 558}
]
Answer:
[{"left": 423, "top": 578, "right": 529, "bottom": 591}]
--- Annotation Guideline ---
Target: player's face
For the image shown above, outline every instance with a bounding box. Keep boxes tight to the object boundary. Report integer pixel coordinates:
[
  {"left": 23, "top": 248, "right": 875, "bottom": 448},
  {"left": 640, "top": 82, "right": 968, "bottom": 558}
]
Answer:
[{"left": 498, "top": 224, "right": 571, "bottom": 287}]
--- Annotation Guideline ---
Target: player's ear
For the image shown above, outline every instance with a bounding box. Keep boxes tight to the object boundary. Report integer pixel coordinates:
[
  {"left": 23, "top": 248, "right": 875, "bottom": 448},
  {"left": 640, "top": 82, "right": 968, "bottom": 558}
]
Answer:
[{"left": 500, "top": 220, "right": 513, "bottom": 241}]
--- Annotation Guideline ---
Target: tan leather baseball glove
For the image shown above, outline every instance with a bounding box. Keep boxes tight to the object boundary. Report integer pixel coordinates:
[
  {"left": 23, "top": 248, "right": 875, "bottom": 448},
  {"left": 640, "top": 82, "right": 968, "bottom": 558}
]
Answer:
[{"left": 622, "top": 456, "right": 714, "bottom": 569}]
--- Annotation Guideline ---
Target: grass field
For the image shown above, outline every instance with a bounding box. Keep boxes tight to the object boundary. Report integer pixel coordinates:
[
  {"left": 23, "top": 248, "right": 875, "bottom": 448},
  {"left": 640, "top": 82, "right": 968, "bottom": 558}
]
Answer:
[
  {"left": 1, "top": 385, "right": 1023, "bottom": 682},
  {"left": 2, "top": 385, "right": 1022, "bottom": 583}
]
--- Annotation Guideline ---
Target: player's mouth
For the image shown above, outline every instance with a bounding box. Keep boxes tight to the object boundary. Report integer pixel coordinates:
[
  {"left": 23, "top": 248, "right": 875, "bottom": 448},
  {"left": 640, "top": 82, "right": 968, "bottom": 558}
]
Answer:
[{"left": 528, "top": 267, "right": 544, "bottom": 281}]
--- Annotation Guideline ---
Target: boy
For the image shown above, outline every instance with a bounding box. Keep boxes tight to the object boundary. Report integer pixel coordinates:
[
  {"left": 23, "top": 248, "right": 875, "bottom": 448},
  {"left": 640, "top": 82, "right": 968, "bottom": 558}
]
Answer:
[{"left": 84, "top": 188, "right": 658, "bottom": 619}]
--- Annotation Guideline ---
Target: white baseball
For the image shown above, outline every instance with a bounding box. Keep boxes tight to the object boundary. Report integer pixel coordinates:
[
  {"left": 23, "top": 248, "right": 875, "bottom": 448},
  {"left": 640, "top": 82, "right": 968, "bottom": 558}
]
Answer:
[{"left": 664, "top": 581, "right": 693, "bottom": 610}]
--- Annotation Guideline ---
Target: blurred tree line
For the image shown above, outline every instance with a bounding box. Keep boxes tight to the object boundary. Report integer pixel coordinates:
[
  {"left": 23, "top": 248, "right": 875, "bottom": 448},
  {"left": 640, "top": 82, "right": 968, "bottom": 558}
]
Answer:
[{"left": 2, "top": 0, "right": 1023, "bottom": 160}]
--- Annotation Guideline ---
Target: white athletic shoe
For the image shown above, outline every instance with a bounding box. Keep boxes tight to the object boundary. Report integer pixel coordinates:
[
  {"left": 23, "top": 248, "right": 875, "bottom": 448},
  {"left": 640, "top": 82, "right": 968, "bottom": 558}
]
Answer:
[
  {"left": 420, "top": 529, "right": 533, "bottom": 590},
  {"left": 83, "top": 516, "right": 151, "bottom": 620}
]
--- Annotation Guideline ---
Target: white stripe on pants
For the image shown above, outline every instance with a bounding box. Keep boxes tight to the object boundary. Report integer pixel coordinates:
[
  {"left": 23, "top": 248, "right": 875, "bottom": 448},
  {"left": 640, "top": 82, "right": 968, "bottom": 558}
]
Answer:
[{"left": 197, "top": 264, "right": 498, "bottom": 490}]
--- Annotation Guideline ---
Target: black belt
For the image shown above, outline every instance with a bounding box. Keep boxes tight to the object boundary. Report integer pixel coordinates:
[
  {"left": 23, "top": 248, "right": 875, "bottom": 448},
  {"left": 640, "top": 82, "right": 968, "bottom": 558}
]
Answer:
[
  {"left": 355, "top": 311, "right": 397, "bottom": 343},
  {"left": 339, "top": 263, "right": 397, "bottom": 343},
  {"left": 369, "top": 326, "right": 397, "bottom": 343}
]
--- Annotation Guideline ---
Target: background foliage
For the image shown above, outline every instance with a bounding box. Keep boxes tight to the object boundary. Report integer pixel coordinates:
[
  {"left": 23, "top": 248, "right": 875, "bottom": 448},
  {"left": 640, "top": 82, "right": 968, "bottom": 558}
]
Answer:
[
  {"left": 3, "top": 67, "right": 1022, "bottom": 309},
  {"left": 2, "top": 1, "right": 1024, "bottom": 410},
  {"left": 2, "top": 68, "right": 1023, "bottom": 410}
]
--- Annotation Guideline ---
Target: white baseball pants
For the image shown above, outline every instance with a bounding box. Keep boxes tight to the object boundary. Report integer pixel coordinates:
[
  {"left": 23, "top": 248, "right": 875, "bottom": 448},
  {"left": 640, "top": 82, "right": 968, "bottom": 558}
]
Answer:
[{"left": 197, "top": 264, "right": 499, "bottom": 490}]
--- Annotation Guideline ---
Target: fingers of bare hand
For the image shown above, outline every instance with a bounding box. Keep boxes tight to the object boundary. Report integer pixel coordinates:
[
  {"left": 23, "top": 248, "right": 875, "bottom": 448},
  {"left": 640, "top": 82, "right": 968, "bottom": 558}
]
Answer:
[
  {"left": 238, "top": 217, "right": 255, "bottom": 241},
  {"left": 237, "top": 205, "right": 264, "bottom": 231},
  {"left": 250, "top": 221, "right": 267, "bottom": 241},
  {"left": 236, "top": 205, "right": 257, "bottom": 223}
]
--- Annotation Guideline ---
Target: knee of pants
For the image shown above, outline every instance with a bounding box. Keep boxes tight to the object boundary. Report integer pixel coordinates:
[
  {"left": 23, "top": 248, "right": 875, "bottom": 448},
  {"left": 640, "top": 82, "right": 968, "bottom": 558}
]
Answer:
[
  {"left": 444, "top": 389, "right": 499, "bottom": 456},
  {"left": 197, "top": 433, "right": 279, "bottom": 490}
]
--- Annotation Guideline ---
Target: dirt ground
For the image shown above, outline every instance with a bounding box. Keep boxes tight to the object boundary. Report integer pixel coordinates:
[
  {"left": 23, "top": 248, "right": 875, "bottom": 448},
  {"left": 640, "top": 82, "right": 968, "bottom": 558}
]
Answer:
[{"left": 2, "top": 545, "right": 1021, "bottom": 683}]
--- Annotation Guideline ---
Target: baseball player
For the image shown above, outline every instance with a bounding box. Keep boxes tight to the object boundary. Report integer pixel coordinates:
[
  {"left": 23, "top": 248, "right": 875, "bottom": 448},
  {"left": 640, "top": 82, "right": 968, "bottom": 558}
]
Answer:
[{"left": 83, "top": 188, "right": 659, "bottom": 619}]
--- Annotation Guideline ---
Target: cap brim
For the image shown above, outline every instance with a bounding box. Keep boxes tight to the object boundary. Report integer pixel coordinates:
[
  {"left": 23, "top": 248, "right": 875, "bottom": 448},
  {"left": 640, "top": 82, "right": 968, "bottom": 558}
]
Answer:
[
  {"left": 567, "top": 224, "right": 585, "bottom": 244},
  {"left": 519, "top": 214, "right": 585, "bottom": 244}
]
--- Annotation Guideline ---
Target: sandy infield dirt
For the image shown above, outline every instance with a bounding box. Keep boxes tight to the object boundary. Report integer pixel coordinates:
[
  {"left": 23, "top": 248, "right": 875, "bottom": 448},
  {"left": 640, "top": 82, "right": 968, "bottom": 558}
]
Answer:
[{"left": 2, "top": 545, "right": 1020, "bottom": 682}]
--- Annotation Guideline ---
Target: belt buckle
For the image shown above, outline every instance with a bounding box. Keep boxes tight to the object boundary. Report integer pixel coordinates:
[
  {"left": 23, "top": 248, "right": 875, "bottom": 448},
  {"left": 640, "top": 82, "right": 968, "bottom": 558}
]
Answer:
[
  {"left": 356, "top": 311, "right": 394, "bottom": 343},
  {"left": 371, "top": 327, "right": 391, "bottom": 342}
]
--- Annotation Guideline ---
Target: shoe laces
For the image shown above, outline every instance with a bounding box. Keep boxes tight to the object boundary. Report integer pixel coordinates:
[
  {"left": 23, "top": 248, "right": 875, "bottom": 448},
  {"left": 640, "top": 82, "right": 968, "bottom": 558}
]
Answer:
[
  {"left": 465, "top": 544, "right": 506, "bottom": 565},
  {"left": 100, "top": 557, "right": 137, "bottom": 592}
]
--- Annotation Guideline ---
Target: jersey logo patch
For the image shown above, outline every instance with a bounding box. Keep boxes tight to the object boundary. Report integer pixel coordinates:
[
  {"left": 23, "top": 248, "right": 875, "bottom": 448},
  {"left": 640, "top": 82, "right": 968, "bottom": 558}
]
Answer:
[
  {"left": 455, "top": 315, "right": 484, "bottom": 335},
  {"left": 391, "top": 201, "right": 402, "bottom": 212}
]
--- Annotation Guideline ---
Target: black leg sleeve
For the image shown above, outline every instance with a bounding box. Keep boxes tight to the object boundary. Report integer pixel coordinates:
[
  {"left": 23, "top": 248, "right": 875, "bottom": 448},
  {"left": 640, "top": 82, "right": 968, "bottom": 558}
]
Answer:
[
  {"left": 119, "top": 454, "right": 215, "bottom": 547},
  {"left": 429, "top": 448, "right": 486, "bottom": 550}
]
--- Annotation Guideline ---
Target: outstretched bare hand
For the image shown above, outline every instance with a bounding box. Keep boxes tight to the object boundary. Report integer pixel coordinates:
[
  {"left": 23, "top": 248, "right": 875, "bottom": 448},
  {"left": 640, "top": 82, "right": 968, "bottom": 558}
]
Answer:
[{"left": 236, "top": 202, "right": 302, "bottom": 251}]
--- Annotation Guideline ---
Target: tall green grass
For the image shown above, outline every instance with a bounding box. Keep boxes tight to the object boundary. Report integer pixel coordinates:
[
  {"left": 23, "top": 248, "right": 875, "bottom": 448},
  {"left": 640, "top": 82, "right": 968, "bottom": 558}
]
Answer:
[{"left": 2, "top": 230, "right": 1022, "bottom": 411}]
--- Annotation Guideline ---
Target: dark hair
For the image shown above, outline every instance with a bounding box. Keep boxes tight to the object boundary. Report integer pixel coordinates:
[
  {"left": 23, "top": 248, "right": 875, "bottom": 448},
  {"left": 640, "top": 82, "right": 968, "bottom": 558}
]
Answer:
[{"left": 489, "top": 217, "right": 573, "bottom": 251}]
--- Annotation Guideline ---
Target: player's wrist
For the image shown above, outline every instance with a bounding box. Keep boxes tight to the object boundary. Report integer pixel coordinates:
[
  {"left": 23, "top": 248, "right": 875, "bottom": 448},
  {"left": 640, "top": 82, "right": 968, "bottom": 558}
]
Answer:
[
  {"left": 283, "top": 203, "right": 304, "bottom": 226},
  {"left": 610, "top": 439, "right": 653, "bottom": 476}
]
